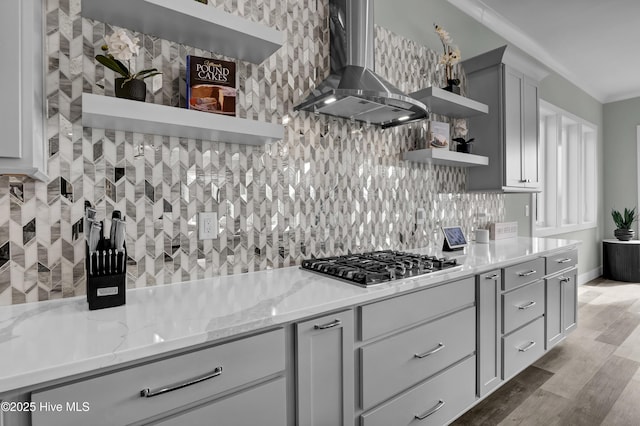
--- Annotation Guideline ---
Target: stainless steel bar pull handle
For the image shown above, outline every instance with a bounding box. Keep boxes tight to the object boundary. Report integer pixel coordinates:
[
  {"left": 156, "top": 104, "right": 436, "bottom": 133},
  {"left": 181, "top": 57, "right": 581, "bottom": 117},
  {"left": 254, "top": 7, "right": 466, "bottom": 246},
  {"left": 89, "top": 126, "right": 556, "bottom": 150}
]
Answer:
[
  {"left": 557, "top": 258, "right": 572, "bottom": 263},
  {"left": 414, "top": 343, "right": 445, "bottom": 359},
  {"left": 517, "top": 301, "right": 536, "bottom": 310},
  {"left": 140, "top": 366, "right": 223, "bottom": 398},
  {"left": 314, "top": 319, "right": 341, "bottom": 330},
  {"left": 518, "top": 270, "right": 536, "bottom": 277},
  {"left": 415, "top": 399, "right": 445, "bottom": 420},
  {"left": 485, "top": 273, "right": 500, "bottom": 280},
  {"left": 518, "top": 341, "right": 536, "bottom": 352}
]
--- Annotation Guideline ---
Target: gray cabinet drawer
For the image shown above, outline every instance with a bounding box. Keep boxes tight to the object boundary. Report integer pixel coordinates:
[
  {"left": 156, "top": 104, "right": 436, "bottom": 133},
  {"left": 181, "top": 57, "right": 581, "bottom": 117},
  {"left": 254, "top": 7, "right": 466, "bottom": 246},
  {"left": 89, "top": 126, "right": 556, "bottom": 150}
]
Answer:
[
  {"left": 502, "top": 258, "right": 545, "bottom": 291},
  {"left": 154, "top": 377, "right": 286, "bottom": 426},
  {"left": 361, "top": 307, "right": 475, "bottom": 410},
  {"left": 31, "top": 329, "right": 285, "bottom": 426},
  {"left": 359, "top": 277, "right": 475, "bottom": 341},
  {"left": 360, "top": 356, "right": 476, "bottom": 426},
  {"left": 502, "top": 280, "right": 544, "bottom": 334},
  {"left": 545, "top": 249, "right": 578, "bottom": 276},
  {"left": 502, "top": 317, "right": 544, "bottom": 379}
]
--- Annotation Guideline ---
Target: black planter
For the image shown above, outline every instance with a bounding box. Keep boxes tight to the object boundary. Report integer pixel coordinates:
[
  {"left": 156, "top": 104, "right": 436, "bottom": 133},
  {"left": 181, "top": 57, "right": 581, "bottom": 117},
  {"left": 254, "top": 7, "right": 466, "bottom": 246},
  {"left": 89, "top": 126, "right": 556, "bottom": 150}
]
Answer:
[
  {"left": 614, "top": 228, "right": 635, "bottom": 241},
  {"left": 456, "top": 144, "right": 472, "bottom": 154},
  {"left": 442, "top": 78, "right": 461, "bottom": 95},
  {"left": 115, "top": 78, "right": 146, "bottom": 102}
]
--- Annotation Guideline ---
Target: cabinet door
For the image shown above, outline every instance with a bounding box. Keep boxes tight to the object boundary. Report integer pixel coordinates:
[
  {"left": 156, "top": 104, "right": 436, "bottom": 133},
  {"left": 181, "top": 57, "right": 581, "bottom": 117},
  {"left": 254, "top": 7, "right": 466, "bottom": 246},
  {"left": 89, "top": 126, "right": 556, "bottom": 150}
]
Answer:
[
  {"left": 0, "top": 0, "right": 46, "bottom": 180},
  {"left": 477, "top": 270, "right": 502, "bottom": 397},
  {"left": 522, "top": 76, "right": 540, "bottom": 188},
  {"left": 562, "top": 270, "right": 577, "bottom": 334},
  {"left": 0, "top": 0, "right": 22, "bottom": 159},
  {"left": 545, "top": 275, "right": 563, "bottom": 349},
  {"left": 503, "top": 66, "right": 524, "bottom": 188},
  {"left": 296, "top": 310, "right": 354, "bottom": 426}
]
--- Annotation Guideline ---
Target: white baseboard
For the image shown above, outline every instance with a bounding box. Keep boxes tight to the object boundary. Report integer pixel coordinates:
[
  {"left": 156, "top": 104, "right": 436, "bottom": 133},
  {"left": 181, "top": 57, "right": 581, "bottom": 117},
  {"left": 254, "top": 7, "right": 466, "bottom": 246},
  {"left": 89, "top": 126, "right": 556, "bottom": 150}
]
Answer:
[{"left": 578, "top": 266, "right": 602, "bottom": 285}]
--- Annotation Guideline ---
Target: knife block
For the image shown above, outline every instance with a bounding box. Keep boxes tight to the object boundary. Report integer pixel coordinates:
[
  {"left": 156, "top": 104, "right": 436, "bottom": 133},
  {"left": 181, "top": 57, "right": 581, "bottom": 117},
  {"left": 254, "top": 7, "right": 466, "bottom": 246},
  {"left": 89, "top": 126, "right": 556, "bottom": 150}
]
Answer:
[{"left": 85, "top": 241, "right": 127, "bottom": 310}]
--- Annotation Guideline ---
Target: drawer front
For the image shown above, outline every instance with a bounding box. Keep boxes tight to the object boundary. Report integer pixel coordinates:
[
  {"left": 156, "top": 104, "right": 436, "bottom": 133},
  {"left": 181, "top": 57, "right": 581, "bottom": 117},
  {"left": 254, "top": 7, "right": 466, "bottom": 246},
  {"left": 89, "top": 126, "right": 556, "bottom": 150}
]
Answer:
[
  {"left": 31, "top": 329, "right": 285, "bottom": 426},
  {"left": 502, "top": 280, "right": 545, "bottom": 334},
  {"left": 502, "top": 317, "right": 544, "bottom": 379},
  {"left": 360, "top": 277, "right": 475, "bottom": 341},
  {"left": 361, "top": 356, "right": 476, "bottom": 426},
  {"left": 154, "top": 377, "right": 286, "bottom": 426},
  {"left": 502, "top": 258, "right": 545, "bottom": 291},
  {"left": 361, "top": 307, "right": 475, "bottom": 410},
  {"left": 545, "top": 248, "right": 578, "bottom": 276}
]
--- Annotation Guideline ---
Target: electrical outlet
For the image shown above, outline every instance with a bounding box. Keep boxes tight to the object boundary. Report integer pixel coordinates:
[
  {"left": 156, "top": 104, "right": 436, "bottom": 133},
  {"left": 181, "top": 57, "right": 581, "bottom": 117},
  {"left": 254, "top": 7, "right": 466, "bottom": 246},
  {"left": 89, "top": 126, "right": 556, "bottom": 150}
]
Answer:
[{"left": 198, "top": 212, "right": 218, "bottom": 240}]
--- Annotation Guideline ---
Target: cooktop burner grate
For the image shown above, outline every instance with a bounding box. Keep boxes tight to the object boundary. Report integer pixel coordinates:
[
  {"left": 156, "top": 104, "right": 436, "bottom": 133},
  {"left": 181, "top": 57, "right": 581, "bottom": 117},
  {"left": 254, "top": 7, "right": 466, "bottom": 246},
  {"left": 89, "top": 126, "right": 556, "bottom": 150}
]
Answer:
[{"left": 301, "top": 250, "right": 459, "bottom": 287}]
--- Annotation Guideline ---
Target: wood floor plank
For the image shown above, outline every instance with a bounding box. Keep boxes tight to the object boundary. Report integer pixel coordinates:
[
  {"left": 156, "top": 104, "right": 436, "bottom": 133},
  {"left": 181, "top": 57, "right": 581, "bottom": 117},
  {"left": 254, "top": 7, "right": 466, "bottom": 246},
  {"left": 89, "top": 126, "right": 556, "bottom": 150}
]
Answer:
[
  {"left": 577, "top": 289, "right": 603, "bottom": 308},
  {"left": 614, "top": 322, "right": 640, "bottom": 363},
  {"left": 578, "top": 298, "right": 637, "bottom": 332},
  {"left": 540, "top": 335, "right": 617, "bottom": 399},
  {"left": 451, "top": 366, "right": 552, "bottom": 425},
  {"left": 558, "top": 355, "right": 640, "bottom": 426},
  {"left": 533, "top": 326, "right": 600, "bottom": 374},
  {"left": 497, "top": 388, "right": 570, "bottom": 426},
  {"left": 600, "top": 368, "right": 640, "bottom": 426},
  {"left": 596, "top": 311, "right": 640, "bottom": 346}
]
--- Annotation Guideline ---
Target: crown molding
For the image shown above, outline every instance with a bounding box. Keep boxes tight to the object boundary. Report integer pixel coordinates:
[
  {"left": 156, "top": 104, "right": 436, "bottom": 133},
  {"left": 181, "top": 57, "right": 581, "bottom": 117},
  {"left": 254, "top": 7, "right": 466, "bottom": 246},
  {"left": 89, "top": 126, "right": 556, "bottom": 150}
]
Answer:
[{"left": 447, "top": 0, "right": 607, "bottom": 103}]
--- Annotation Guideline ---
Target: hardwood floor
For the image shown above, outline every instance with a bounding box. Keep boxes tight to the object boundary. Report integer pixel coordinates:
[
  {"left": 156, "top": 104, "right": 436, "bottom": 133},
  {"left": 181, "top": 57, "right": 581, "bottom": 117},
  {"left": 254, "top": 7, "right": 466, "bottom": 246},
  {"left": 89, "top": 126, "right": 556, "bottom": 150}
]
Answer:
[{"left": 453, "top": 277, "right": 640, "bottom": 426}]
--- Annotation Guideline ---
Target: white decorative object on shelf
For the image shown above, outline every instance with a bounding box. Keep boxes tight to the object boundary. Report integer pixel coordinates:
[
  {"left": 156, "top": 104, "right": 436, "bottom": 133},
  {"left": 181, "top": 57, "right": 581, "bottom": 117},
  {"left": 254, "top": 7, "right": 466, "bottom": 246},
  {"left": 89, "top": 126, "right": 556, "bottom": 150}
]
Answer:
[
  {"left": 82, "top": 94, "right": 284, "bottom": 145},
  {"left": 82, "top": 0, "right": 284, "bottom": 64},
  {"left": 409, "top": 86, "right": 488, "bottom": 118},
  {"left": 402, "top": 149, "right": 488, "bottom": 167},
  {"left": 489, "top": 221, "right": 519, "bottom": 240}
]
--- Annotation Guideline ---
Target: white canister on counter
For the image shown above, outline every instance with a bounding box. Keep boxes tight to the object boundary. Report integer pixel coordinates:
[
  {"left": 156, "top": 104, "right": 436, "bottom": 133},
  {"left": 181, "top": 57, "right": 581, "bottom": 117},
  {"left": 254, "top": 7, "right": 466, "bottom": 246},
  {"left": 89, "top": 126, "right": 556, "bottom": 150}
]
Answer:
[{"left": 475, "top": 229, "right": 490, "bottom": 244}]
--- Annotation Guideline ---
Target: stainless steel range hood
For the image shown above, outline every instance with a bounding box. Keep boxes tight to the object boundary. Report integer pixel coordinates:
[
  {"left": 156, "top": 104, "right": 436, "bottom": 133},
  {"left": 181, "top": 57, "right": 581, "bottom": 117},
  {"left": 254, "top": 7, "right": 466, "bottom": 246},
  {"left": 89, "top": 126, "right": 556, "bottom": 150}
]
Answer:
[{"left": 294, "top": 0, "right": 428, "bottom": 129}]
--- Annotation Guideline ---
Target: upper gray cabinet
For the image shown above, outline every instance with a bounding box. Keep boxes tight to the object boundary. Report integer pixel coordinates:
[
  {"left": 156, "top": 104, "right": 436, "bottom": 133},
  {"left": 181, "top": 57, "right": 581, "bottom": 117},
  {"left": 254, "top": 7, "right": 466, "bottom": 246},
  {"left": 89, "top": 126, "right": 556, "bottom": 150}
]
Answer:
[
  {"left": 0, "top": 0, "right": 47, "bottom": 181},
  {"left": 463, "top": 46, "right": 549, "bottom": 192}
]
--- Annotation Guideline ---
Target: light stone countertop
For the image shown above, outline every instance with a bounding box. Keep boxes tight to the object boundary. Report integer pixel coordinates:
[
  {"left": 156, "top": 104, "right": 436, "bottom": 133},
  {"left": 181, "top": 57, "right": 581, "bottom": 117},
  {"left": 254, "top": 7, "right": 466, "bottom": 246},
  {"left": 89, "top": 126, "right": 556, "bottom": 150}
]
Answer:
[{"left": 0, "top": 237, "right": 580, "bottom": 395}]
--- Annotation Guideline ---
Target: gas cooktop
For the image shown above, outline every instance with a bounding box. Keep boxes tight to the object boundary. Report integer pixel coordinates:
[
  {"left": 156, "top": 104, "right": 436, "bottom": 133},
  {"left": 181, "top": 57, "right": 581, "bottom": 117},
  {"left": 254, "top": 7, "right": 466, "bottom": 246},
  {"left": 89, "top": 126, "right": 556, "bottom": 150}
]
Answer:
[{"left": 301, "top": 250, "right": 460, "bottom": 287}]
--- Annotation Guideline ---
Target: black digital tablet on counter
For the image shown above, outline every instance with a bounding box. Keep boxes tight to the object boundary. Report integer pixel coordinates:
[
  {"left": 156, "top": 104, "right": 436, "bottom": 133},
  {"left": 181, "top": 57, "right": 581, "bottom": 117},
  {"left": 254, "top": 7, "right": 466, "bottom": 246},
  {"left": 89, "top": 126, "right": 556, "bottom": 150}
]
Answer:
[{"left": 442, "top": 226, "right": 467, "bottom": 251}]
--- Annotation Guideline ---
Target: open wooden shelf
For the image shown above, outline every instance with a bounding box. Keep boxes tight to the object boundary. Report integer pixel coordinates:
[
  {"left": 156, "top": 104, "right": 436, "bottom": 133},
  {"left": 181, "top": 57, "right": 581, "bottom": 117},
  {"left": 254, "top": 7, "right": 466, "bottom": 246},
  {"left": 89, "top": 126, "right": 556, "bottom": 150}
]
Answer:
[
  {"left": 82, "top": 94, "right": 284, "bottom": 145},
  {"left": 402, "top": 149, "right": 489, "bottom": 167},
  {"left": 410, "top": 86, "right": 489, "bottom": 118},
  {"left": 82, "top": 0, "right": 284, "bottom": 64}
]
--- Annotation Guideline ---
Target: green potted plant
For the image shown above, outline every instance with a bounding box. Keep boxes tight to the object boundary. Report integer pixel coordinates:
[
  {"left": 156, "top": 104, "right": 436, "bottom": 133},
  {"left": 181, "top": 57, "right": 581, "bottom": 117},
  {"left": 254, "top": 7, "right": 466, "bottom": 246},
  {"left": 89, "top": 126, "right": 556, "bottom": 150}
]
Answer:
[
  {"left": 611, "top": 207, "right": 636, "bottom": 241},
  {"left": 95, "top": 28, "right": 161, "bottom": 101}
]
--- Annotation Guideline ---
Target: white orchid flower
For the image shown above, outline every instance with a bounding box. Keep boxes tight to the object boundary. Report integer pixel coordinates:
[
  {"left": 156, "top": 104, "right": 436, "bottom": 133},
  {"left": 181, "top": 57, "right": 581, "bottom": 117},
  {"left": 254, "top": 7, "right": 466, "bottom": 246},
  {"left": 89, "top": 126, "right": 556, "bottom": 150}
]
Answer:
[{"left": 105, "top": 28, "right": 141, "bottom": 62}]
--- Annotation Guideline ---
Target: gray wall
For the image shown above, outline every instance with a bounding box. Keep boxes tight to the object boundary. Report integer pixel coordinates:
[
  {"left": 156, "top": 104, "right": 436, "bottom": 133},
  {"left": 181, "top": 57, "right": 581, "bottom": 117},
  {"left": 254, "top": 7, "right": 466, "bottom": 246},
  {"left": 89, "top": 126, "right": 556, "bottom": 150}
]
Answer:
[
  {"left": 376, "top": 0, "right": 605, "bottom": 278},
  {"left": 603, "top": 97, "right": 640, "bottom": 238}
]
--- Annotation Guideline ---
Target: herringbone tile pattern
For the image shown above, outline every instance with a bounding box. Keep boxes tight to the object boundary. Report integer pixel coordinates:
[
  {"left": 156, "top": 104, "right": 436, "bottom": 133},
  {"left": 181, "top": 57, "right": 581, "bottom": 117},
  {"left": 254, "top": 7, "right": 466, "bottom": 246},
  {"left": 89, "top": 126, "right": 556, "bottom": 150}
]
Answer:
[{"left": 0, "top": 0, "right": 504, "bottom": 305}]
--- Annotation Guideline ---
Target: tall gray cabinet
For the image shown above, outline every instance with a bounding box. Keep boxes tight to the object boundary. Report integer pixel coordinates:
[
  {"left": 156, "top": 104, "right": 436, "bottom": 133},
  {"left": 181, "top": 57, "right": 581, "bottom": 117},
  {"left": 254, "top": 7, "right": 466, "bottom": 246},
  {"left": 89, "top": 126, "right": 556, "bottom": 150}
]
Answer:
[
  {"left": 295, "top": 310, "right": 354, "bottom": 426},
  {"left": 0, "top": 0, "right": 47, "bottom": 180},
  {"left": 463, "top": 46, "right": 549, "bottom": 192}
]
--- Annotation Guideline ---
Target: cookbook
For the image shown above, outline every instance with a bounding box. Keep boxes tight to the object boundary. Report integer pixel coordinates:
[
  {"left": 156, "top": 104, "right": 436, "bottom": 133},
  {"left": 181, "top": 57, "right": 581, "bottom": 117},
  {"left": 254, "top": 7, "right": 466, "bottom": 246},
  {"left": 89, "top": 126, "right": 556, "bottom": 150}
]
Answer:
[
  {"left": 429, "top": 121, "right": 450, "bottom": 148},
  {"left": 186, "top": 55, "right": 236, "bottom": 116}
]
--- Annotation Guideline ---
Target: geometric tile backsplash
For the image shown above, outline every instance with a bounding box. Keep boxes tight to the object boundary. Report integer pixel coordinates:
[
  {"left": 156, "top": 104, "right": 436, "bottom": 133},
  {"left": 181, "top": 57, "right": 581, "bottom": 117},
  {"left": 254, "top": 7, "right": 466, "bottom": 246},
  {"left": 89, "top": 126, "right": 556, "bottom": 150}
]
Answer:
[{"left": 0, "top": 0, "right": 503, "bottom": 305}]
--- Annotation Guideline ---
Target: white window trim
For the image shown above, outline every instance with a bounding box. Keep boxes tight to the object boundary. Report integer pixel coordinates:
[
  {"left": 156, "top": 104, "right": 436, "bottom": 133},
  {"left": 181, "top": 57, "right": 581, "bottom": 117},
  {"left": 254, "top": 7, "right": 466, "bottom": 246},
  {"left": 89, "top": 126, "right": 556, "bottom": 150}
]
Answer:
[
  {"left": 532, "top": 101, "right": 598, "bottom": 237},
  {"left": 637, "top": 125, "right": 640, "bottom": 220}
]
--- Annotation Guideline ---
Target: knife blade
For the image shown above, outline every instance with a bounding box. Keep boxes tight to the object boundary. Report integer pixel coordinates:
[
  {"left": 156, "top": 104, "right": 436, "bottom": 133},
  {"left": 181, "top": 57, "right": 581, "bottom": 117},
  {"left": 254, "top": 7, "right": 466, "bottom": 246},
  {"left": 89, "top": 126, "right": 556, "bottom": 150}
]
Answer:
[
  {"left": 89, "top": 222, "right": 101, "bottom": 276},
  {"left": 114, "top": 219, "right": 126, "bottom": 273}
]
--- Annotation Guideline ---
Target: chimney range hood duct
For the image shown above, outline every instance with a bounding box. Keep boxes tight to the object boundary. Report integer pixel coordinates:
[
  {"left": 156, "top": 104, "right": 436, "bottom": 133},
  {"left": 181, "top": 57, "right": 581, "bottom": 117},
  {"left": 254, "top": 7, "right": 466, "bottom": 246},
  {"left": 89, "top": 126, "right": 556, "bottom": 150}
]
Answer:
[{"left": 294, "top": 0, "right": 428, "bottom": 129}]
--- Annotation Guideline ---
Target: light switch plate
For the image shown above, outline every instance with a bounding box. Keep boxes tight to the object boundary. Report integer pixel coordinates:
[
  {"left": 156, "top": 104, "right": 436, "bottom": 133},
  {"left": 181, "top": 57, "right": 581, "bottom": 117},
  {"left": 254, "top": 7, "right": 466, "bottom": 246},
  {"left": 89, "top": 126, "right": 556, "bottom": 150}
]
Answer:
[{"left": 198, "top": 212, "right": 218, "bottom": 240}]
